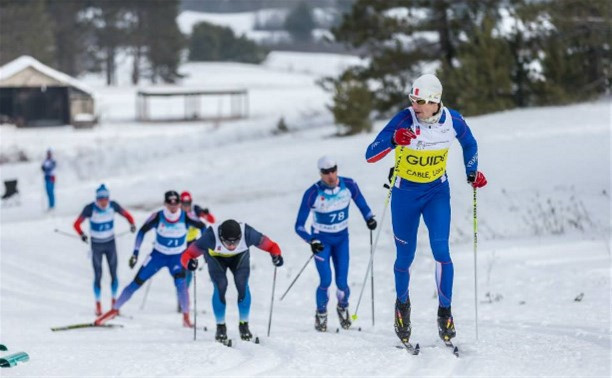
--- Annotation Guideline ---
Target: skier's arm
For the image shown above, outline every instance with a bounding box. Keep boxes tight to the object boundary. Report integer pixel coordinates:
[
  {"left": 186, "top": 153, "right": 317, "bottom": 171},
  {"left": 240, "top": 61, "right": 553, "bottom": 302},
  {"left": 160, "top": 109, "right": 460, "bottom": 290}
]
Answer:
[
  {"left": 186, "top": 211, "right": 207, "bottom": 232},
  {"left": 194, "top": 204, "right": 215, "bottom": 224},
  {"left": 111, "top": 201, "right": 136, "bottom": 226},
  {"left": 245, "top": 224, "right": 281, "bottom": 256},
  {"left": 73, "top": 204, "right": 93, "bottom": 236},
  {"left": 344, "top": 178, "right": 374, "bottom": 221},
  {"left": 365, "top": 109, "right": 414, "bottom": 163},
  {"left": 294, "top": 185, "right": 317, "bottom": 242},
  {"left": 450, "top": 109, "right": 478, "bottom": 176},
  {"left": 181, "top": 228, "right": 215, "bottom": 268},
  {"left": 133, "top": 212, "right": 160, "bottom": 256}
]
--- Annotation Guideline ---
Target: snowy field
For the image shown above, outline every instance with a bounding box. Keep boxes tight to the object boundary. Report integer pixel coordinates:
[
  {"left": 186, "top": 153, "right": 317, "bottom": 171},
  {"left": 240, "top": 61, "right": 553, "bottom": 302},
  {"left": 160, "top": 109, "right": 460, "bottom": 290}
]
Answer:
[{"left": 0, "top": 51, "right": 610, "bottom": 377}]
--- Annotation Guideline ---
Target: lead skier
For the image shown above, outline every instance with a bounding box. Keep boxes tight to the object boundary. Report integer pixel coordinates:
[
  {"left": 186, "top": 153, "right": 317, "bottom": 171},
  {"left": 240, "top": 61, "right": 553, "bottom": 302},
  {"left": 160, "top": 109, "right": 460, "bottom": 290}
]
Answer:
[{"left": 365, "top": 74, "right": 487, "bottom": 344}]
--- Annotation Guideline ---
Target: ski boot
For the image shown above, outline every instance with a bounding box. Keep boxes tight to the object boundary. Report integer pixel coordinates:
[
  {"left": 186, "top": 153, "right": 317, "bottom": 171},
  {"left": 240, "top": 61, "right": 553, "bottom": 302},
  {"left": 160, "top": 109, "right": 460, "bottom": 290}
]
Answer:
[
  {"left": 94, "top": 308, "right": 118, "bottom": 326},
  {"left": 394, "top": 299, "right": 412, "bottom": 343},
  {"left": 182, "top": 313, "right": 194, "bottom": 328},
  {"left": 215, "top": 324, "right": 228, "bottom": 342},
  {"left": 336, "top": 305, "right": 352, "bottom": 330},
  {"left": 239, "top": 321, "right": 253, "bottom": 341},
  {"left": 111, "top": 298, "right": 119, "bottom": 315},
  {"left": 437, "top": 306, "right": 456, "bottom": 342},
  {"left": 314, "top": 311, "right": 328, "bottom": 332},
  {"left": 95, "top": 301, "right": 102, "bottom": 316}
]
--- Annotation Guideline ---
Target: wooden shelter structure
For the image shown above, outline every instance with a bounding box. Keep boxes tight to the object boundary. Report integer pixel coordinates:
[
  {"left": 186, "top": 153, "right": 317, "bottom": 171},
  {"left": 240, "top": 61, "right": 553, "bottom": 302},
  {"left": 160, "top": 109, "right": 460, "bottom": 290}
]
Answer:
[
  {"left": 0, "top": 56, "right": 96, "bottom": 128},
  {"left": 136, "top": 87, "right": 248, "bottom": 122}
]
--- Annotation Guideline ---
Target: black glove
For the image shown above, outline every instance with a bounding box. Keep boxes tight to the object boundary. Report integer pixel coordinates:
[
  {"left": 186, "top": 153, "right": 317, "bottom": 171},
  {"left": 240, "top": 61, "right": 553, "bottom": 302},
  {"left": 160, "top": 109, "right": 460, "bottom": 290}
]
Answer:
[
  {"left": 271, "top": 254, "right": 284, "bottom": 267},
  {"left": 384, "top": 167, "right": 394, "bottom": 189},
  {"left": 187, "top": 258, "right": 198, "bottom": 271},
  {"left": 366, "top": 217, "right": 377, "bottom": 230},
  {"left": 129, "top": 254, "right": 138, "bottom": 269},
  {"left": 80, "top": 233, "right": 88, "bottom": 243},
  {"left": 130, "top": 224, "right": 137, "bottom": 233},
  {"left": 202, "top": 208, "right": 210, "bottom": 215},
  {"left": 310, "top": 239, "right": 324, "bottom": 254}
]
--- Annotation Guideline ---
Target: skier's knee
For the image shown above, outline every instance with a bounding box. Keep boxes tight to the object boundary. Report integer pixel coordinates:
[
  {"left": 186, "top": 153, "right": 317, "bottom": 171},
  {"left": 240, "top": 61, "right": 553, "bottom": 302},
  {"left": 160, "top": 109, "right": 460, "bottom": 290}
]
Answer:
[
  {"left": 134, "top": 275, "right": 145, "bottom": 286},
  {"left": 173, "top": 271, "right": 186, "bottom": 279}
]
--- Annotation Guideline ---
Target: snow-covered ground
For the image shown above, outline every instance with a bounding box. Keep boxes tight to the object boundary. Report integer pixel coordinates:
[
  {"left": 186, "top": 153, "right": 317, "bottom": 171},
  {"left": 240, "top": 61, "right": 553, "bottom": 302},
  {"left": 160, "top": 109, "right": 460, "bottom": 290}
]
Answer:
[{"left": 0, "top": 52, "right": 610, "bottom": 377}]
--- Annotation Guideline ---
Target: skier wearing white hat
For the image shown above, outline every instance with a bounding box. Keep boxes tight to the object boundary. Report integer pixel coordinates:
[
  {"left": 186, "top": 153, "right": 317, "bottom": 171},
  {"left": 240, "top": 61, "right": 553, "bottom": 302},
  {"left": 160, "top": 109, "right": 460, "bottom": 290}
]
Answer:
[
  {"left": 365, "top": 73, "right": 487, "bottom": 346},
  {"left": 295, "top": 156, "right": 377, "bottom": 332}
]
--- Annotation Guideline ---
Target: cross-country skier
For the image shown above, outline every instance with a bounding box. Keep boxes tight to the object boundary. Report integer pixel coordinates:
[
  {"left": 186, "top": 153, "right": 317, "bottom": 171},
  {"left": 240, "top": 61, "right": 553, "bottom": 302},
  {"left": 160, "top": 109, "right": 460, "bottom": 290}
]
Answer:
[
  {"left": 294, "top": 156, "right": 377, "bottom": 332},
  {"left": 365, "top": 73, "right": 487, "bottom": 344},
  {"left": 94, "top": 190, "right": 207, "bottom": 327},
  {"left": 180, "top": 219, "right": 283, "bottom": 343},
  {"left": 41, "top": 148, "right": 56, "bottom": 210},
  {"left": 175, "top": 190, "right": 216, "bottom": 311},
  {"left": 73, "top": 184, "right": 136, "bottom": 315}
]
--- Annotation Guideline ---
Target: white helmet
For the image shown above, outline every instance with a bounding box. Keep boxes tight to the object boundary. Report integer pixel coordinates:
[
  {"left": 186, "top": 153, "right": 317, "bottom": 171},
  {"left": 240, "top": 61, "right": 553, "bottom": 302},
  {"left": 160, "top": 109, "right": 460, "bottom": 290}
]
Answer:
[
  {"left": 317, "top": 155, "right": 337, "bottom": 170},
  {"left": 410, "top": 74, "right": 442, "bottom": 103}
]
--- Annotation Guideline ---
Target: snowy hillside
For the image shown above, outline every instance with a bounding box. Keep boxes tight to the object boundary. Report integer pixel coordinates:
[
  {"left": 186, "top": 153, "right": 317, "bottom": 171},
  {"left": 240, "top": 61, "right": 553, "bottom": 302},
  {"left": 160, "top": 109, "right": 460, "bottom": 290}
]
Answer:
[{"left": 0, "top": 52, "right": 610, "bottom": 377}]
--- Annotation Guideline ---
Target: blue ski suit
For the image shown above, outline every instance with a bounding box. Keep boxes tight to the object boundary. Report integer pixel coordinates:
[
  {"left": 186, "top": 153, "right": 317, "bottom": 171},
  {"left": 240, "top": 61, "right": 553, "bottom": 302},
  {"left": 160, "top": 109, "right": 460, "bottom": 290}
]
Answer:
[
  {"left": 295, "top": 177, "right": 374, "bottom": 312},
  {"left": 365, "top": 106, "right": 478, "bottom": 308}
]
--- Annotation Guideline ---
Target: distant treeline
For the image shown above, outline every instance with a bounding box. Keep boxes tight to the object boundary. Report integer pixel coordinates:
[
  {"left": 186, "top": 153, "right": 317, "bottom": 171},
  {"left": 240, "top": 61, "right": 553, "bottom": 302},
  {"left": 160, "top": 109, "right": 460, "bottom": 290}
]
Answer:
[{"left": 0, "top": 0, "right": 184, "bottom": 85}]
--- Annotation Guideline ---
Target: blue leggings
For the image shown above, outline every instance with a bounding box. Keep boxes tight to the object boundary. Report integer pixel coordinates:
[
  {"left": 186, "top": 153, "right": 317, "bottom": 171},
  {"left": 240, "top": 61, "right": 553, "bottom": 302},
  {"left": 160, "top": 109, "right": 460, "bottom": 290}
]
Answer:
[
  {"left": 391, "top": 180, "right": 454, "bottom": 308},
  {"left": 44, "top": 178, "right": 55, "bottom": 208},
  {"left": 91, "top": 240, "right": 118, "bottom": 300},
  {"left": 113, "top": 250, "right": 189, "bottom": 313},
  {"left": 313, "top": 232, "right": 350, "bottom": 312},
  {"left": 204, "top": 251, "right": 251, "bottom": 324}
]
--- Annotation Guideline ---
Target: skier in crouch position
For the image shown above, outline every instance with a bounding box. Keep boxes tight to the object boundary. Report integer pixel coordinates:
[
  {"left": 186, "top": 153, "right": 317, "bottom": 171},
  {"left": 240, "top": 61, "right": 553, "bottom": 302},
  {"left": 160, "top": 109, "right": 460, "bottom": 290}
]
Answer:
[
  {"left": 181, "top": 219, "right": 283, "bottom": 343},
  {"left": 295, "top": 156, "right": 377, "bottom": 332},
  {"left": 73, "top": 184, "right": 136, "bottom": 315},
  {"left": 365, "top": 73, "right": 487, "bottom": 344},
  {"left": 95, "top": 191, "right": 207, "bottom": 327}
]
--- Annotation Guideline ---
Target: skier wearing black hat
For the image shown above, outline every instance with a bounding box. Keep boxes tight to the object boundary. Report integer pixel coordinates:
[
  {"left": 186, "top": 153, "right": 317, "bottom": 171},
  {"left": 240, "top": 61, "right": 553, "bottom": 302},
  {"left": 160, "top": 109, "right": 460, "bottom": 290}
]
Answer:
[
  {"left": 180, "top": 219, "right": 283, "bottom": 343},
  {"left": 95, "top": 190, "right": 208, "bottom": 328}
]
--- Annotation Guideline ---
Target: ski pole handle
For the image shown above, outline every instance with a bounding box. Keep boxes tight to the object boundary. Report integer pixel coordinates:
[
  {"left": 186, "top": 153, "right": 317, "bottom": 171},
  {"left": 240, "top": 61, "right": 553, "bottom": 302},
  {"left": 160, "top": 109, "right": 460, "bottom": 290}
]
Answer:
[{"left": 279, "top": 254, "right": 314, "bottom": 301}]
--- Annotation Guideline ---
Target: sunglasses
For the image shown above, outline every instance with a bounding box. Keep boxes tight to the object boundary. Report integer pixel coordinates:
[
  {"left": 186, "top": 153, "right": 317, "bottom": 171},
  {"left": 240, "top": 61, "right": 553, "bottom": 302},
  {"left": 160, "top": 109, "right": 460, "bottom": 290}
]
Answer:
[
  {"left": 409, "top": 94, "right": 435, "bottom": 105},
  {"left": 320, "top": 166, "right": 337, "bottom": 175},
  {"left": 181, "top": 201, "right": 192, "bottom": 206}
]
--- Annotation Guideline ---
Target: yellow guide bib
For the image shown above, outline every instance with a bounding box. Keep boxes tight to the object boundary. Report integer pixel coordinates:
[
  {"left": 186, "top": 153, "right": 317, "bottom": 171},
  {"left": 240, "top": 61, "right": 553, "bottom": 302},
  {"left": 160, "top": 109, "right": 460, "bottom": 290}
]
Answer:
[{"left": 396, "top": 148, "right": 449, "bottom": 183}]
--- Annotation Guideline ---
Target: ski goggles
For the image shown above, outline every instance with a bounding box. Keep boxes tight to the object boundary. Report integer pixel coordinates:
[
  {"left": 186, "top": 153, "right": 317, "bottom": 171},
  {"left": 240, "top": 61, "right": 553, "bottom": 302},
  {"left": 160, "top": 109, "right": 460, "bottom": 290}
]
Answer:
[
  {"left": 220, "top": 237, "right": 240, "bottom": 247},
  {"left": 409, "top": 94, "right": 435, "bottom": 105},
  {"left": 320, "top": 166, "right": 337, "bottom": 175}
]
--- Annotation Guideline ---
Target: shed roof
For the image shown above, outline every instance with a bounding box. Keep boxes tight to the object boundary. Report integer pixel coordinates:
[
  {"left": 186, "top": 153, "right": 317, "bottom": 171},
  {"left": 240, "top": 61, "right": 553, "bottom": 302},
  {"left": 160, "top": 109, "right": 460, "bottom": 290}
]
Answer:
[{"left": 0, "top": 55, "right": 93, "bottom": 95}]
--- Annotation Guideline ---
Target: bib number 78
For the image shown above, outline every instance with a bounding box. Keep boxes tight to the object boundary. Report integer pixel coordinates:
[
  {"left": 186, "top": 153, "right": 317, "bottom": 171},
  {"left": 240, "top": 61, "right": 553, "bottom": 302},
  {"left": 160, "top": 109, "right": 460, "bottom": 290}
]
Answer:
[{"left": 329, "top": 211, "right": 345, "bottom": 223}]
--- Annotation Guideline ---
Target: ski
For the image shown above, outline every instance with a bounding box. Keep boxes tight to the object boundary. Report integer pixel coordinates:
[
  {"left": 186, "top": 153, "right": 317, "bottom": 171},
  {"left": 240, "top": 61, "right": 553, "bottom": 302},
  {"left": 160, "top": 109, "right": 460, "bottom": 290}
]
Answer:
[
  {"left": 396, "top": 341, "right": 420, "bottom": 355},
  {"left": 51, "top": 323, "right": 124, "bottom": 332},
  {"left": 217, "top": 339, "right": 232, "bottom": 347},
  {"left": 443, "top": 340, "right": 459, "bottom": 357},
  {"left": 0, "top": 352, "right": 29, "bottom": 368},
  {"left": 335, "top": 326, "right": 362, "bottom": 333}
]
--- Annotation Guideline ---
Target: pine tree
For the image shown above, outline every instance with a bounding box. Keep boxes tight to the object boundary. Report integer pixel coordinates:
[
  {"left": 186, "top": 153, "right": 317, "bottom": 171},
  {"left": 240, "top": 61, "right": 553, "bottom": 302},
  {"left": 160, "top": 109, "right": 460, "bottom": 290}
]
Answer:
[
  {"left": 143, "top": 0, "right": 184, "bottom": 83},
  {"left": 0, "top": 0, "right": 55, "bottom": 66},
  {"left": 285, "top": 1, "right": 316, "bottom": 42}
]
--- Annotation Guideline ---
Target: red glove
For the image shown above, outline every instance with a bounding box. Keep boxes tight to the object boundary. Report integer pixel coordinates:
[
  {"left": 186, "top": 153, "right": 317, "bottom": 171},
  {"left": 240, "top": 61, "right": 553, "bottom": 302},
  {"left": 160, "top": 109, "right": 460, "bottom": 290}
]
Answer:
[
  {"left": 468, "top": 171, "right": 487, "bottom": 188},
  {"left": 393, "top": 128, "right": 417, "bottom": 146}
]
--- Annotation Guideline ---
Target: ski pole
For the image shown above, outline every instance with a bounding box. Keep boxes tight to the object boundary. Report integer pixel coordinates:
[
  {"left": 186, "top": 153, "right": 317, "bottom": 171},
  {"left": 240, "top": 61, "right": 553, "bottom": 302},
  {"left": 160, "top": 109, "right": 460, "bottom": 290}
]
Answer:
[
  {"left": 352, "top": 147, "right": 405, "bottom": 322},
  {"left": 473, "top": 187, "right": 479, "bottom": 340},
  {"left": 140, "top": 280, "right": 152, "bottom": 310},
  {"left": 193, "top": 269, "right": 197, "bottom": 341},
  {"left": 370, "top": 229, "right": 375, "bottom": 327},
  {"left": 267, "top": 266, "right": 277, "bottom": 337},
  {"left": 279, "top": 254, "right": 314, "bottom": 301},
  {"left": 54, "top": 228, "right": 80, "bottom": 239}
]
